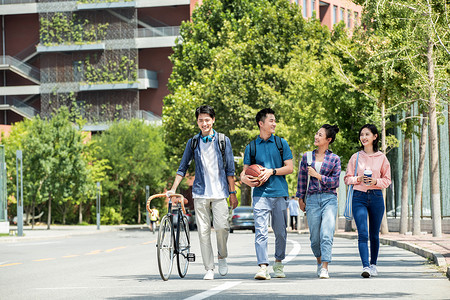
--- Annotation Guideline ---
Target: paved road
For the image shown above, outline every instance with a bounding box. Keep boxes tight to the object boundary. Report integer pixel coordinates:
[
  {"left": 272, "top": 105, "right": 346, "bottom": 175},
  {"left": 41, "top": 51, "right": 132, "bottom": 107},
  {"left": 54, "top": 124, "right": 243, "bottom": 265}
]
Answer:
[{"left": 0, "top": 229, "right": 448, "bottom": 299}]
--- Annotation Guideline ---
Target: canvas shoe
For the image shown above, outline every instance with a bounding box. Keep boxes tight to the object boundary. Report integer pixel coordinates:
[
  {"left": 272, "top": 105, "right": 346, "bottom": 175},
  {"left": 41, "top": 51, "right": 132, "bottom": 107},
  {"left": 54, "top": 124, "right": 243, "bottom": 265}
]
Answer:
[
  {"left": 317, "top": 263, "right": 323, "bottom": 277},
  {"left": 361, "top": 267, "right": 371, "bottom": 278},
  {"left": 254, "top": 265, "right": 271, "bottom": 280},
  {"left": 369, "top": 264, "right": 378, "bottom": 276},
  {"left": 319, "top": 268, "right": 330, "bottom": 279},
  {"left": 203, "top": 269, "right": 214, "bottom": 280},
  {"left": 218, "top": 258, "right": 228, "bottom": 276},
  {"left": 273, "top": 262, "right": 286, "bottom": 278}
]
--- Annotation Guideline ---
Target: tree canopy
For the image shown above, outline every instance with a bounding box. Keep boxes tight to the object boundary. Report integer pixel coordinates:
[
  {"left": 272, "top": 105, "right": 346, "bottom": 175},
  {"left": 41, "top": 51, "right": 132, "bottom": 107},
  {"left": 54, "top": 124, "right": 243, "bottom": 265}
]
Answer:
[{"left": 164, "top": 0, "right": 378, "bottom": 191}]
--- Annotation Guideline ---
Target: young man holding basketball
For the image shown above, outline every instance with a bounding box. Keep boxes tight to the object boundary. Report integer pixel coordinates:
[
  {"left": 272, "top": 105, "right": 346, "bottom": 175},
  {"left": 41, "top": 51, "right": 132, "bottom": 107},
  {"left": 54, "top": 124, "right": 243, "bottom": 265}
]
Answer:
[
  {"left": 169, "top": 105, "right": 238, "bottom": 280},
  {"left": 240, "top": 108, "right": 294, "bottom": 280}
]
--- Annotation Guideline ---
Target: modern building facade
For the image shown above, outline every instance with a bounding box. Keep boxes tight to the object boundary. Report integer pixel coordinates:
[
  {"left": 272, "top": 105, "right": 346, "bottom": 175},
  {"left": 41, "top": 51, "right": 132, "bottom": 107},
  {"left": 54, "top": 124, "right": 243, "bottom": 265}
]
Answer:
[
  {"left": 0, "top": 0, "right": 196, "bottom": 127},
  {"left": 0, "top": 0, "right": 362, "bottom": 127}
]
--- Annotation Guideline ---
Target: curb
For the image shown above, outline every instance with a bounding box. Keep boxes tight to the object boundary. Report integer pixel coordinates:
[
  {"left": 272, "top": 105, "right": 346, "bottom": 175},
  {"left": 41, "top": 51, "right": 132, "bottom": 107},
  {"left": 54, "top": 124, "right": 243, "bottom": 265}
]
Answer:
[
  {"left": 0, "top": 225, "right": 148, "bottom": 243},
  {"left": 379, "top": 238, "right": 447, "bottom": 267},
  {"left": 336, "top": 232, "right": 449, "bottom": 279}
]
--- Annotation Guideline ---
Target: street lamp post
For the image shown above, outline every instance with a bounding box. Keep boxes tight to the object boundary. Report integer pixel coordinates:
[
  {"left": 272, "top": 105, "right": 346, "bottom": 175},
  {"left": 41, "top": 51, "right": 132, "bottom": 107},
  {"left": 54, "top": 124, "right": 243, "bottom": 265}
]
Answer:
[
  {"left": 145, "top": 185, "right": 149, "bottom": 226},
  {"left": 96, "top": 182, "right": 100, "bottom": 230},
  {"left": 16, "top": 150, "right": 23, "bottom": 236}
]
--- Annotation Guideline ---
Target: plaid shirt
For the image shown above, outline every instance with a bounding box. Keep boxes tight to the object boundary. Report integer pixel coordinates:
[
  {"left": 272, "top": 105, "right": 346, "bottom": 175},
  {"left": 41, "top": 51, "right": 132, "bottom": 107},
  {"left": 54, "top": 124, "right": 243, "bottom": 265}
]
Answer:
[{"left": 296, "top": 149, "right": 341, "bottom": 200}]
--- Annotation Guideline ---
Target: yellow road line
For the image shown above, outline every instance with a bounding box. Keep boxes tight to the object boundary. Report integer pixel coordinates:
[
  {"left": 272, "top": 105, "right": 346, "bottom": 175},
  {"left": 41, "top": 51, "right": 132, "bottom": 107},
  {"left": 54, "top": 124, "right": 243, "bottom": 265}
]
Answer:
[
  {"left": 0, "top": 262, "right": 23, "bottom": 267},
  {"left": 33, "top": 258, "right": 56, "bottom": 262},
  {"left": 105, "top": 246, "right": 126, "bottom": 253},
  {"left": 142, "top": 240, "right": 156, "bottom": 245},
  {"left": 85, "top": 250, "right": 102, "bottom": 255},
  {"left": 62, "top": 255, "right": 80, "bottom": 258}
]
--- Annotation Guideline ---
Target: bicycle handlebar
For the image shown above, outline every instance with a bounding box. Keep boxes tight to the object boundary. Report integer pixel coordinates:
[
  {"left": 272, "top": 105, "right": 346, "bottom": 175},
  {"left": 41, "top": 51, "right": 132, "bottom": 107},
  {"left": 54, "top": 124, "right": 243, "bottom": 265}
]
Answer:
[{"left": 146, "top": 193, "right": 187, "bottom": 215}]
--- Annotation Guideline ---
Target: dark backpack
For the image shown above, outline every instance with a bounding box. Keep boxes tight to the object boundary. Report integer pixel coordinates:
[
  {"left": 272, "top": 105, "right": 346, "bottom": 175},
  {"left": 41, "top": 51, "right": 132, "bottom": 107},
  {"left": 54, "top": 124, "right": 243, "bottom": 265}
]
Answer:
[
  {"left": 190, "top": 132, "right": 227, "bottom": 168},
  {"left": 249, "top": 135, "right": 284, "bottom": 166}
]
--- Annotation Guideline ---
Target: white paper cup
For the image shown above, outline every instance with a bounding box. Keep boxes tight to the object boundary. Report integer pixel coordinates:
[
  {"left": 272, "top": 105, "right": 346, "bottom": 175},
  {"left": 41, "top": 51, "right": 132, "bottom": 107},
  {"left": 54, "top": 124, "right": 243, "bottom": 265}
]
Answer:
[{"left": 364, "top": 169, "right": 372, "bottom": 186}]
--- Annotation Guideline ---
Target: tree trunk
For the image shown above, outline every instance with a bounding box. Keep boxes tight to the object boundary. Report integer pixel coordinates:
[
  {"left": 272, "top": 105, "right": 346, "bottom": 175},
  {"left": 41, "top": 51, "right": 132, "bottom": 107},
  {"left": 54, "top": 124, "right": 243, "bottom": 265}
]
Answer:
[
  {"left": 47, "top": 193, "right": 52, "bottom": 230},
  {"left": 62, "top": 204, "right": 67, "bottom": 225},
  {"left": 31, "top": 198, "right": 36, "bottom": 229},
  {"left": 137, "top": 197, "right": 141, "bottom": 224},
  {"left": 427, "top": 37, "right": 442, "bottom": 237},
  {"left": 413, "top": 112, "right": 428, "bottom": 235},
  {"left": 400, "top": 135, "right": 410, "bottom": 234},
  {"left": 240, "top": 183, "right": 252, "bottom": 206},
  {"left": 78, "top": 202, "right": 83, "bottom": 224},
  {"left": 119, "top": 192, "right": 123, "bottom": 216},
  {"left": 380, "top": 100, "right": 389, "bottom": 234}
]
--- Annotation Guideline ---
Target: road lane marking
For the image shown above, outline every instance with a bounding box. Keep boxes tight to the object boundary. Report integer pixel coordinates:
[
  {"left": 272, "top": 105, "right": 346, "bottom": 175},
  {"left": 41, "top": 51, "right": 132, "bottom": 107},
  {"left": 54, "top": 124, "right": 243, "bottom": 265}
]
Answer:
[
  {"left": 63, "top": 255, "right": 80, "bottom": 258},
  {"left": 105, "top": 246, "right": 127, "bottom": 252},
  {"left": 33, "top": 258, "right": 56, "bottom": 262},
  {"left": 142, "top": 240, "right": 156, "bottom": 245},
  {"left": 184, "top": 281, "right": 242, "bottom": 300},
  {"left": 284, "top": 238, "right": 301, "bottom": 263},
  {"left": 85, "top": 250, "right": 102, "bottom": 255},
  {"left": 0, "top": 262, "right": 22, "bottom": 267}
]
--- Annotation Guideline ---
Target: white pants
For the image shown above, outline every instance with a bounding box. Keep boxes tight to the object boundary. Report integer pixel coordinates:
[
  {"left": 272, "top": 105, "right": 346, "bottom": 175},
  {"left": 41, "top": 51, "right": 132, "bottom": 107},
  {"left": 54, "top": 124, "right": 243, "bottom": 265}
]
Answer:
[{"left": 194, "top": 198, "right": 229, "bottom": 271}]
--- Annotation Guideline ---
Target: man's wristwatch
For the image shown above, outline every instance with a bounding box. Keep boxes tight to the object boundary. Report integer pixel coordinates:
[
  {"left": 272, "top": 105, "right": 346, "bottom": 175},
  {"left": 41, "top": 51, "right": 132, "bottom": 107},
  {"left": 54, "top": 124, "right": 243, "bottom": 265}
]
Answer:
[
  {"left": 272, "top": 169, "right": 277, "bottom": 176},
  {"left": 229, "top": 191, "right": 237, "bottom": 194}
]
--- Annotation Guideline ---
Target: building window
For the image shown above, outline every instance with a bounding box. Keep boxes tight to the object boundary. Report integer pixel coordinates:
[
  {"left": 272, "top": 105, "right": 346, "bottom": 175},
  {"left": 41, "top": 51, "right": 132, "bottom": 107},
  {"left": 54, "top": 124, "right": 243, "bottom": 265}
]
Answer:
[
  {"left": 311, "top": 0, "right": 315, "bottom": 17},
  {"left": 340, "top": 8, "right": 345, "bottom": 23},
  {"left": 354, "top": 12, "right": 359, "bottom": 26},
  {"left": 303, "top": 0, "right": 307, "bottom": 17},
  {"left": 73, "top": 61, "right": 84, "bottom": 82},
  {"left": 333, "top": 5, "right": 338, "bottom": 24},
  {"left": 347, "top": 10, "right": 351, "bottom": 28}
]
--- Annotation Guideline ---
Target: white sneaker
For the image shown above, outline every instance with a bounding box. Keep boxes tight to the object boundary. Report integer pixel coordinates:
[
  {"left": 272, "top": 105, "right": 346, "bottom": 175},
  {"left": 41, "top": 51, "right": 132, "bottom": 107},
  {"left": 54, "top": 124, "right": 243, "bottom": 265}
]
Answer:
[
  {"left": 218, "top": 258, "right": 228, "bottom": 276},
  {"left": 273, "top": 262, "right": 286, "bottom": 278},
  {"left": 316, "top": 263, "right": 323, "bottom": 277},
  {"left": 254, "top": 265, "right": 271, "bottom": 280},
  {"left": 369, "top": 264, "right": 378, "bottom": 276},
  {"left": 361, "top": 267, "right": 371, "bottom": 278},
  {"left": 319, "top": 268, "right": 329, "bottom": 279},
  {"left": 203, "top": 269, "right": 214, "bottom": 280}
]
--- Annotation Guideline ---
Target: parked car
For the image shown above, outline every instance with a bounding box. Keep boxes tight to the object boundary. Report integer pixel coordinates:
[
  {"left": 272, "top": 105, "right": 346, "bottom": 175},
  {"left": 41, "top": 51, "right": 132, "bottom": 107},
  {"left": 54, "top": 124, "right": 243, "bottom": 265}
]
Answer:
[
  {"left": 229, "top": 206, "right": 255, "bottom": 233},
  {"left": 172, "top": 208, "right": 197, "bottom": 231}
]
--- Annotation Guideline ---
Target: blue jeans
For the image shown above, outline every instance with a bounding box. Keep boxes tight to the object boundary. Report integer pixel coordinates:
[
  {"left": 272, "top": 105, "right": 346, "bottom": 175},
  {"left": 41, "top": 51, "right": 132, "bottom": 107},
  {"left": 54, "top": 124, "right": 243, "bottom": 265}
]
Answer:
[
  {"left": 352, "top": 190, "right": 385, "bottom": 268},
  {"left": 305, "top": 193, "right": 338, "bottom": 263},
  {"left": 253, "top": 197, "right": 287, "bottom": 265}
]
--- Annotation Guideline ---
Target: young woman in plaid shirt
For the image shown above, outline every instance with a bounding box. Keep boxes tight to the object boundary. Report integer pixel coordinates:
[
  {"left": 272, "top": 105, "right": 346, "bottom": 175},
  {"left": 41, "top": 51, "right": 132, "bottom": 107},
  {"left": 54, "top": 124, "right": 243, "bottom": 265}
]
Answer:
[{"left": 296, "top": 124, "right": 341, "bottom": 279}]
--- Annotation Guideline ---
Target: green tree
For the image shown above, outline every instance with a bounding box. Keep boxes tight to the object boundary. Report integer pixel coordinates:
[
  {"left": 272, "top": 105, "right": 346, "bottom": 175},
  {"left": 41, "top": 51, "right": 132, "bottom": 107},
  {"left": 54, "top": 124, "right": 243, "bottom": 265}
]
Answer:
[
  {"left": 3, "top": 108, "right": 91, "bottom": 228},
  {"left": 165, "top": 0, "right": 381, "bottom": 201},
  {"left": 353, "top": 0, "right": 449, "bottom": 236},
  {"left": 94, "top": 120, "right": 167, "bottom": 224},
  {"left": 165, "top": 0, "right": 308, "bottom": 159},
  {"left": 78, "top": 139, "right": 111, "bottom": 224}
]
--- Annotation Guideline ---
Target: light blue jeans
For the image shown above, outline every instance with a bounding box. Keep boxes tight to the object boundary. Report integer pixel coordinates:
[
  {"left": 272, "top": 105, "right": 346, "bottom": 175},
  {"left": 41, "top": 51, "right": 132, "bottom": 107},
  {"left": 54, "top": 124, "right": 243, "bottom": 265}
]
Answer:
[
  {"left": 305, "top": 193, "right": 338, "bottom": 263},
  {"left": 253, "top": 197, "right": 288, "bottom": 266}
]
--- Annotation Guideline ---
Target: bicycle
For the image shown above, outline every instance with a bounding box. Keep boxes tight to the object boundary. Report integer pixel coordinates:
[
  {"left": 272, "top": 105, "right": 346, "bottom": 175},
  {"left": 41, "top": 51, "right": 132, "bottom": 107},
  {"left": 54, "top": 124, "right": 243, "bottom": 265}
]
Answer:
[{"left": 146, "top": 193, "right": 195, "bottom": 281}]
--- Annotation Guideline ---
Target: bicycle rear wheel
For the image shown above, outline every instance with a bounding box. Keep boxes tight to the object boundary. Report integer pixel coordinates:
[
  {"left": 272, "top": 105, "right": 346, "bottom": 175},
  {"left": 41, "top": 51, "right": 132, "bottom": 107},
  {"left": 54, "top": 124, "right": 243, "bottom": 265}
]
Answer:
[
  {"left": 177, "top": 215, "right": 190, "bottom": 278},
  {"left": 157, "top": 215, "right": 174, "bottom": 281}
]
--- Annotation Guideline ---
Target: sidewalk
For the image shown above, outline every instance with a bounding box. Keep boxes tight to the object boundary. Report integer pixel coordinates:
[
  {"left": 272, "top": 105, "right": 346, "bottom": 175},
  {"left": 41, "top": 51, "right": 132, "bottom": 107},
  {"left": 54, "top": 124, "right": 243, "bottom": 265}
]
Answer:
[
  {"left": 287, "top": 228, "right": 450, "bottom": 279},
  {"left": 0, "top": 224, "right": 148, "bottom": 242}
]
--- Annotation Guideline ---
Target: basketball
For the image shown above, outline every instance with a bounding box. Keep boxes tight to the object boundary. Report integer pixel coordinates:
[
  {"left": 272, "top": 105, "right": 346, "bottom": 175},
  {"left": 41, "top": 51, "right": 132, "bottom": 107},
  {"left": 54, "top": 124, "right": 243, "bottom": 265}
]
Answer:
[
  {"left": 245, "top": 164, "right": 263, "bottom": 177},
  {"left": 245, "top": 164, "right": 264, "bottom": 187}
]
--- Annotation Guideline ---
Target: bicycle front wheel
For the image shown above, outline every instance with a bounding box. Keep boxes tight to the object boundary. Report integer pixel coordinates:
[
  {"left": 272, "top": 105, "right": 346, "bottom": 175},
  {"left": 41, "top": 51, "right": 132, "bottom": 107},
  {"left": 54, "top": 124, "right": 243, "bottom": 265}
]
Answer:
[
  {"left": 157, "top": 215, "right": 174, "bottom": 281},
  {"left": 177, "top": 215, "right": 190, "bottom": 278}
]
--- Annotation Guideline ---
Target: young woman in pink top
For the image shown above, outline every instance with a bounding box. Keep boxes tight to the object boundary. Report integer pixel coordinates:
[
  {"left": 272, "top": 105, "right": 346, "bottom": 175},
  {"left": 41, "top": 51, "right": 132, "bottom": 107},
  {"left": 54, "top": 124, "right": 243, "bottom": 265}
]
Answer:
[{"left": 344, "top": 124, "right": 391, "bottom": 278}]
